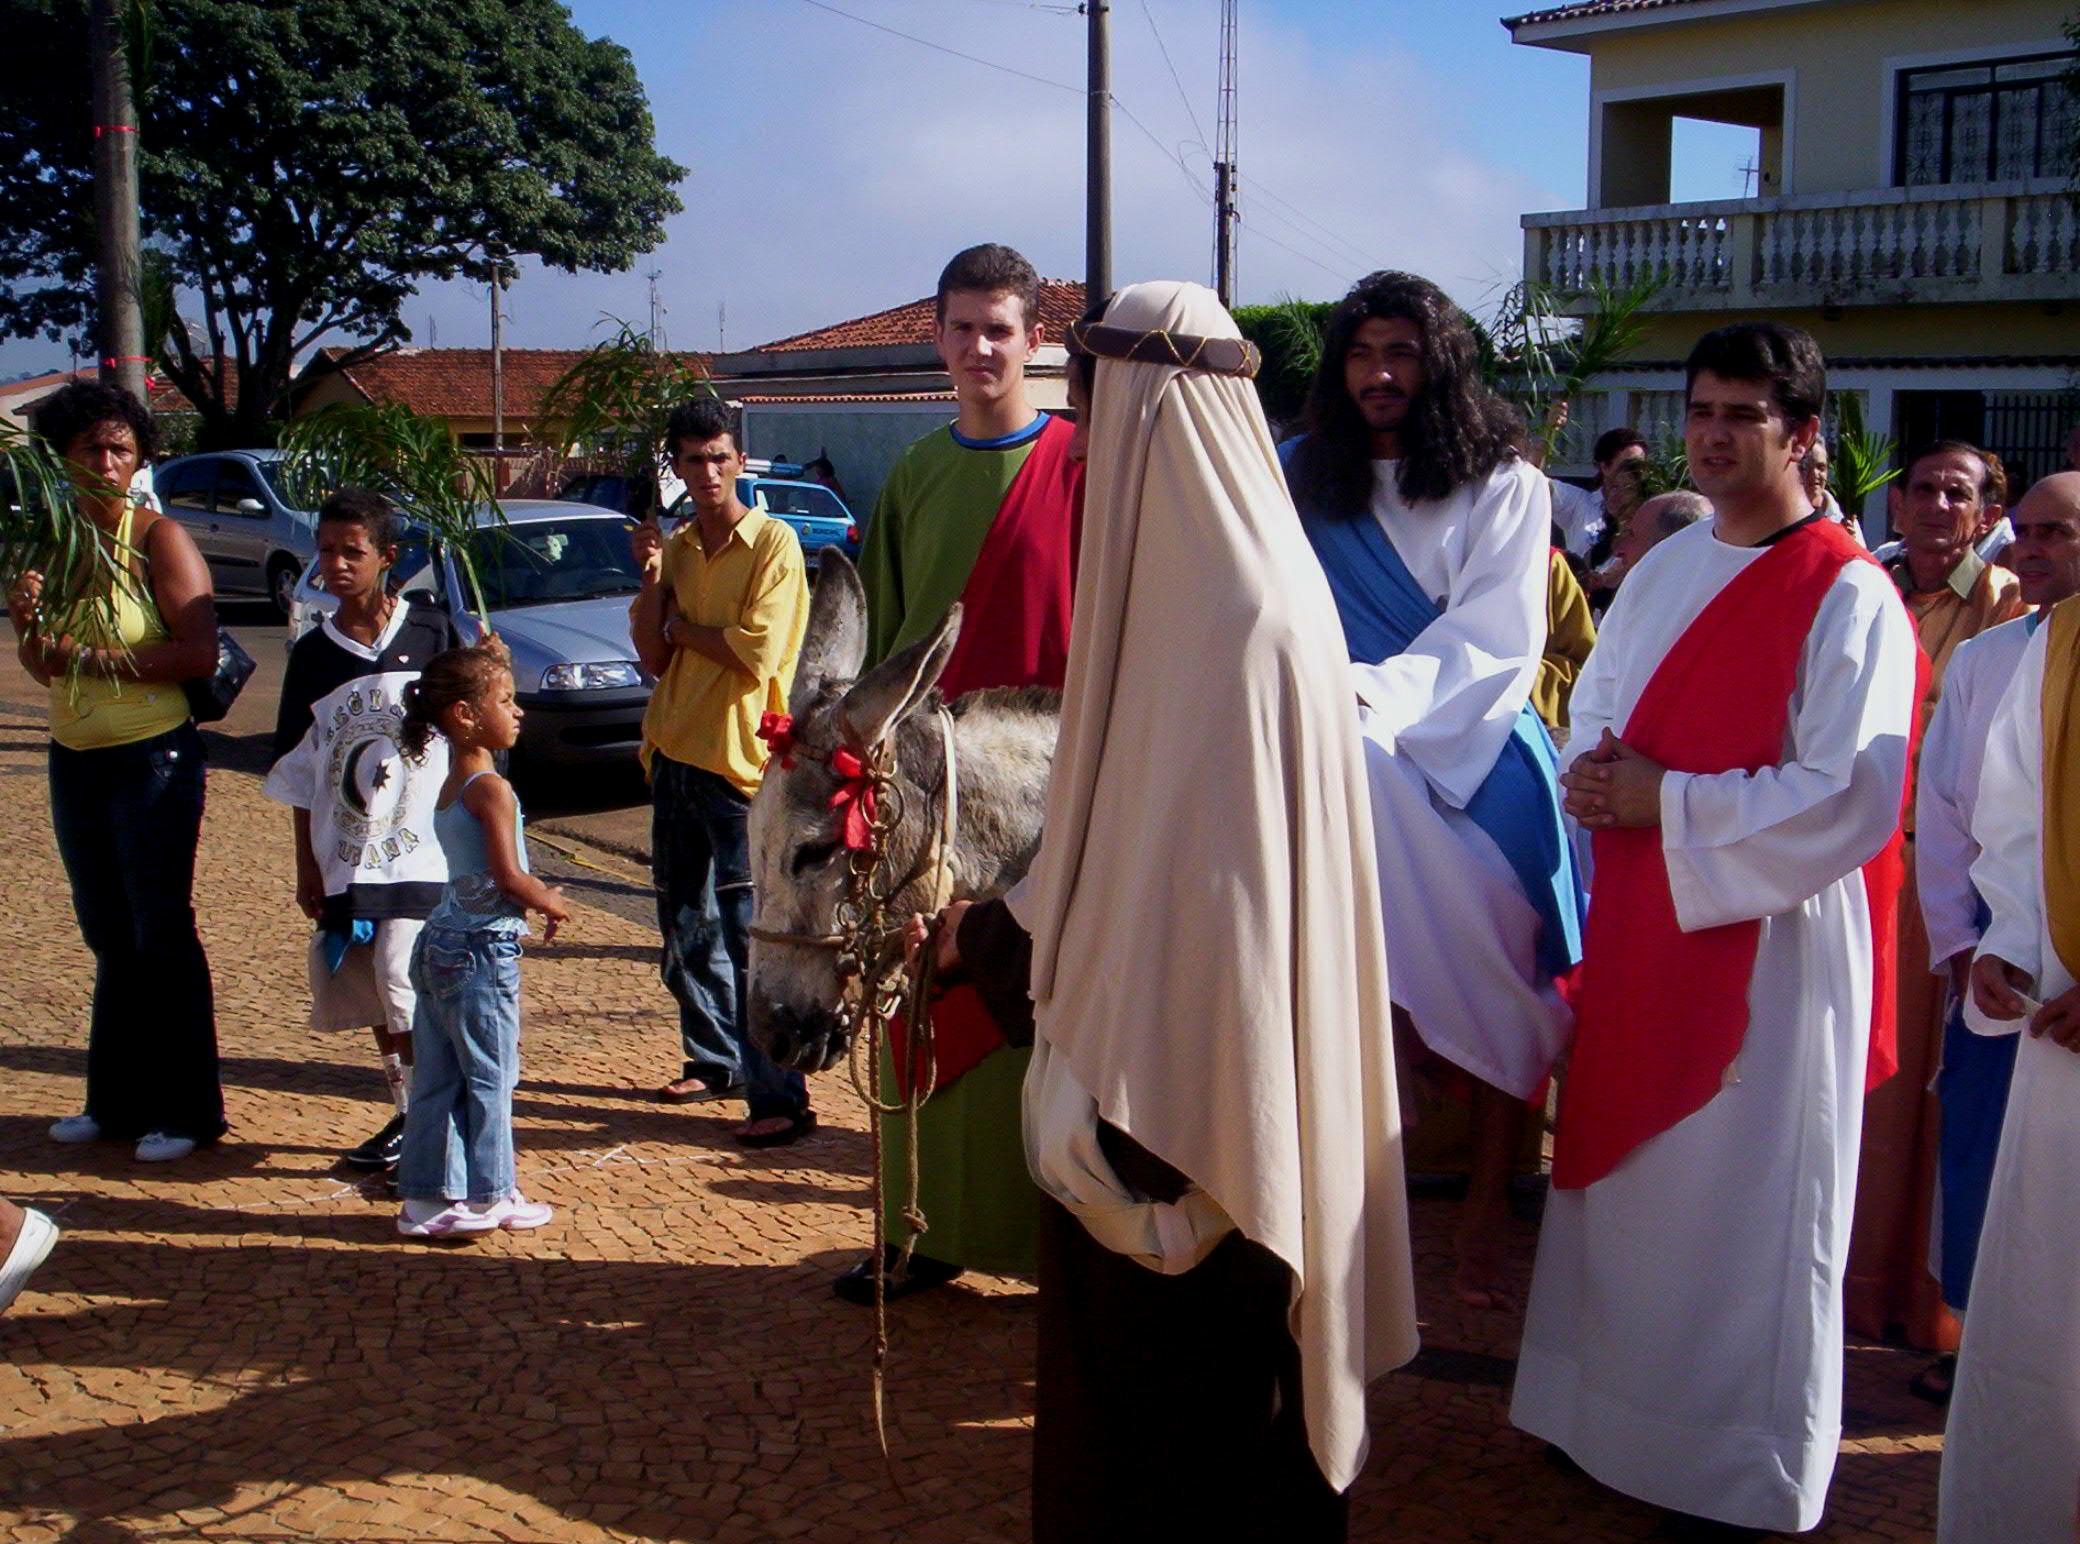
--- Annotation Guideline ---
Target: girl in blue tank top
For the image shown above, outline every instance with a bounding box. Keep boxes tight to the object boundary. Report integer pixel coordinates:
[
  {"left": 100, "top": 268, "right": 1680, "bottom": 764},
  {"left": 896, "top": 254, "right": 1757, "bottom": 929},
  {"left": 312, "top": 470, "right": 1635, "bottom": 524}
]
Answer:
[{"left": 390, "top": 642, "right": 569, "bottom": 1240}]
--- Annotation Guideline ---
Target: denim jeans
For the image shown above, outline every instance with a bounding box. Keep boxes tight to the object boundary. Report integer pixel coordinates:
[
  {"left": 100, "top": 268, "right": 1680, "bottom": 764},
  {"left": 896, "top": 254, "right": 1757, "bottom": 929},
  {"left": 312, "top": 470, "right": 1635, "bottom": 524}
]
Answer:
[
  {"left": 397, "top": 925, "right": 522, "bottom": 1204},
  {"left": 47, "top": 720, "right": 224, "bottom": 1143},
  {"left": 650, "top": 754, "right": 806, "bottom": 1121}
]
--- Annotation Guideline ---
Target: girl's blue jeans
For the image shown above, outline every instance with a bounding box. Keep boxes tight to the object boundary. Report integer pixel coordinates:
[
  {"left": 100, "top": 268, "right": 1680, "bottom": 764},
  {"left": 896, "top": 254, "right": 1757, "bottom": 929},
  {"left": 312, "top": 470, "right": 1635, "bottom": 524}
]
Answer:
[{"left": 397, "top": 925, "right": 522, "bottom": 1205}]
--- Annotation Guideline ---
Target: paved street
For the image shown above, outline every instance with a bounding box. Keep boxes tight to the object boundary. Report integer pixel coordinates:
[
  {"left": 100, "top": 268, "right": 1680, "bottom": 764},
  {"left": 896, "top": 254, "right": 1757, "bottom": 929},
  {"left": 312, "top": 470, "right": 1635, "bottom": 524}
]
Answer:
[{"left": 0, "top": 620, "right": 1947, "bottom": 1542}]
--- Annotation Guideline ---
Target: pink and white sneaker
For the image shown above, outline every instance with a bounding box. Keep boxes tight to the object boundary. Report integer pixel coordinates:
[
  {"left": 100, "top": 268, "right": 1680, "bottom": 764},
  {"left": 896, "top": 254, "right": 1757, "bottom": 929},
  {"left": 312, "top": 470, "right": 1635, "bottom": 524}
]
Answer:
[
  {"left": 396, "top": 1200, "right": 499, "bottom": 1239},
  {"left": 472, "top": 1192, "right": 555, "bottom": 1231}
]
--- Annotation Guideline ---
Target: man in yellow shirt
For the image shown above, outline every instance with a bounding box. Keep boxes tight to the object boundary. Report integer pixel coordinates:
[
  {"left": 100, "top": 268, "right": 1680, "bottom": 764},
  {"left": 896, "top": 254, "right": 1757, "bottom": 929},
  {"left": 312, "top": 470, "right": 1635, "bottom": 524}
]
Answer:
[{"left": 631, "top": 398, "right": 813, "bottom": 1146}]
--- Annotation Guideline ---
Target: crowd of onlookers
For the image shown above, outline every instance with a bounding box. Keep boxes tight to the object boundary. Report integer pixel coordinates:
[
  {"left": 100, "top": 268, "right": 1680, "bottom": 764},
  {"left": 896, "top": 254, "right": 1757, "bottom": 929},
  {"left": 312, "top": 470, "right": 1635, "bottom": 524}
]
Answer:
[{"left": 6, "top": 258, "right": 2080, "bottom": 1543}]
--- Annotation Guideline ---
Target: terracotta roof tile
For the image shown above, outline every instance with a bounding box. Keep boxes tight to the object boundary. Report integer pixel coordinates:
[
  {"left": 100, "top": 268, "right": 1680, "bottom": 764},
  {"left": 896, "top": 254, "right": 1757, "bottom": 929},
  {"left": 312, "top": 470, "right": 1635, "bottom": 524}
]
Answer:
[
  {"left": 3, "top": 366, "right": 225, "bottom": 418},
  {"left": 1503, "top": 0, "right": 1709, "bottom": 28},
  {"left": 307, "top": 346, "right": 712, "bottom": 421},
  {"left": 753, "top": 281, "right": 1087, "bottom": 352}
]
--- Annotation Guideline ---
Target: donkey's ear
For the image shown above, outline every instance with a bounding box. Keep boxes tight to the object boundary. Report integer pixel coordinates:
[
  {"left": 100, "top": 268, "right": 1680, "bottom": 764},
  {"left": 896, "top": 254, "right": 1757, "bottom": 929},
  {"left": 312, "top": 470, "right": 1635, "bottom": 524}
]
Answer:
[
  {"left": 790, "top": 549, "right": 868, "bottom": 710},
  {"left": 838, "top": 603, "right": 961, "bottom": 750}
]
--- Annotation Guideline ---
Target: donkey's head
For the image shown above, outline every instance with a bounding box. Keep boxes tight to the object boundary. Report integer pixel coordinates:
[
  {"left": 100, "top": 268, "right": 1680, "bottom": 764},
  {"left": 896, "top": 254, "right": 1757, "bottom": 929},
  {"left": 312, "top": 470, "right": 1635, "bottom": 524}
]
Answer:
[{"left": 747, "top": 551, "right": 961, "bottom": 1072}]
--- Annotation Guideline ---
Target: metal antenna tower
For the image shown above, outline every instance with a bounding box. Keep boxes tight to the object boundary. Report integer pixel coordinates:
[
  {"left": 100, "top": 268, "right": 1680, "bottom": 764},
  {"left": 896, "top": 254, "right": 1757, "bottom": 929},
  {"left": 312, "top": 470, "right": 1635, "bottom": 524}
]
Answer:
[
  {"left": 1213, "top": 0, "right": 1238, "bottom": 306},
  {"left": 646, "top": 270, "right": 666, "bottom": 344}
]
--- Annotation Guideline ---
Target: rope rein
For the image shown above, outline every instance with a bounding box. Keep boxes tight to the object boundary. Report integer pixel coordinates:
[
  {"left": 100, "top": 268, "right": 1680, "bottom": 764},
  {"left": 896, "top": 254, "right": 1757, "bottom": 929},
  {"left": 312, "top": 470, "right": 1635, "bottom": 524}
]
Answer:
[{"left": 750, "top": 704, "right": 960, "bottom": 1484}]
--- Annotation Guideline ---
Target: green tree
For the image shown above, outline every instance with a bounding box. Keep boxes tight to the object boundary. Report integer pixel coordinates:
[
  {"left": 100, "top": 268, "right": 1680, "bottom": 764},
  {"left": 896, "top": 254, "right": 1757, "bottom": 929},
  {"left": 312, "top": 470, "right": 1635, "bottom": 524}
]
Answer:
[
  {"left": 1233, "top": 297, "right": 1335, "bottom": 433},
  {"left": 0, "top": 0, "right": 686, "bottom": 448}
]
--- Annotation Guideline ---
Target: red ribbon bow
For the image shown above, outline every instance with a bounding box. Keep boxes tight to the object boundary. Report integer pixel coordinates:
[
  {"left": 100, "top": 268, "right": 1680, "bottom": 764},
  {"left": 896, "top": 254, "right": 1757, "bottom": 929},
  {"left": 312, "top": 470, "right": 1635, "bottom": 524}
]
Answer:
[
  {"left": 757, "top": 711, "right": 797, "bottom": 769},
  {"left": 828, "top": 746, "right": 879, "bottom": 852}
]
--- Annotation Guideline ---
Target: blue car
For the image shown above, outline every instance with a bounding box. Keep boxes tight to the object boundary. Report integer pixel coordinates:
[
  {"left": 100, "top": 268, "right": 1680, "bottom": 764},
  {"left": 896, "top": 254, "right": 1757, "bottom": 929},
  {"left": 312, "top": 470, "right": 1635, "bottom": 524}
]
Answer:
[
  {"left": 733, "top": 475, "right": 862, "bottom": 564},
  {"left": 560, "top": 466, "right": 860, "bottom": 564}
]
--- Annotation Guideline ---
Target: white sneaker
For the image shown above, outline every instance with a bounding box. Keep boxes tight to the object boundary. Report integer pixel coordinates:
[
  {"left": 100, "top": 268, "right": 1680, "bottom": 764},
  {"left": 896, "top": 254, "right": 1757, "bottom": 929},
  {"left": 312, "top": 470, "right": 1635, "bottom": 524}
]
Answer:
[
  {"left": 0, "top": 1209, "right": 58, "bottom": 1313},
  {"left": 471, "top": 1192, "right": 556, "bottom": 1231},
  {"left": 134, "top": 1132, "right": 196, "bottom": 1163},
  {"left": 48, "top": 1115, "right": 100, "bottom": 1144},
  {"left": 396, "top": 1200, "right": 499, "bottom": 1239}
]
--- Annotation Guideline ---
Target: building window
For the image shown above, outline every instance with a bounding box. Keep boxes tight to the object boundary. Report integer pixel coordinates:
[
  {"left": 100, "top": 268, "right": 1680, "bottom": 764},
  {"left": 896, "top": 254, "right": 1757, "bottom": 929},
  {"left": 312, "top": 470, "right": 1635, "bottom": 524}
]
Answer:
[{"left": 1897, "top": 52, "right": 2076, "bottom": 186}]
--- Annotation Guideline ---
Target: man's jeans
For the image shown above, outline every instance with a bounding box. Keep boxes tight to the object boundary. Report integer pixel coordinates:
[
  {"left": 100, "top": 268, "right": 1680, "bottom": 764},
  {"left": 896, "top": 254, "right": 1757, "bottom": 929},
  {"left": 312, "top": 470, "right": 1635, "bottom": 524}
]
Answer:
[
  {"left": 397, "top": 925, "right": 522, "bottom": 1204},
  {"left": 651, "top": 754, "right": 806, "bottom": 1121},
  {"left": 48, "top": 721, "right": 225, "bottom": 1143}
]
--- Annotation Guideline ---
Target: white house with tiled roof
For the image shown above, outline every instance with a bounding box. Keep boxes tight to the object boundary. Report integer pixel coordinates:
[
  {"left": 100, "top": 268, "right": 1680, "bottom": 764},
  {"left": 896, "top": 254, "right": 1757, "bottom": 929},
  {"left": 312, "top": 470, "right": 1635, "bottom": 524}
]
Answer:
[
  {"left": 1507, "top": 0, "right": 2079, "bottom": 506},
  {"left": 708, "top": 280, "right": 1086, "bottom": 515}
]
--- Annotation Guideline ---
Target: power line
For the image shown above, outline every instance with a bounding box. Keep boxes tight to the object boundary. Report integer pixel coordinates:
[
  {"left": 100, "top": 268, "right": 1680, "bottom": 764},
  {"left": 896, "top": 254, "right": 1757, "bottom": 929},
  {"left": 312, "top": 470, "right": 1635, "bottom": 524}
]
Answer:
[
  {"left": 1244, "top": 180, "right": 1374, "bottom": 270},
  {"left": 1237, "top": 214, "right": 1350, "bottom": 282},
  {"left": 1236, "top": 191, "right": 1359, "bottom": 270},
  {"left": 794, "top": 0, "right": 1082, "bottom": 95},
  {"left": 1138, "top": 0, "right": 1209, "bottom": 153},
  {"left": 793, "top": 0, "right": 1357, "bottom": 291},
  {"left": 1112, "top": 96, "right": 1212, "bottom": 202}
]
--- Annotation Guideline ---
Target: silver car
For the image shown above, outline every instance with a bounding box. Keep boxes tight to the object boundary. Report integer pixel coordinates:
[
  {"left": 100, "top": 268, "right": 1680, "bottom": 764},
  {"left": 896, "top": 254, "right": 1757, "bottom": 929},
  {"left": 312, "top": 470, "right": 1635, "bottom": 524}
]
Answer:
[
  {"left": 288, "top": 500, "right": 653, "bottom": 768},
  {"left": 156, "top": 449, "right": 317, "bottom": 616}
]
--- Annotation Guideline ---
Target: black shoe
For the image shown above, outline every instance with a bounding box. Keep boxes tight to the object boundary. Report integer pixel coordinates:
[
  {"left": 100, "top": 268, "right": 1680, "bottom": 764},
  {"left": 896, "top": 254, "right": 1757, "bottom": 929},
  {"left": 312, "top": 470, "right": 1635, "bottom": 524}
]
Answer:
[
  {"left": 831, "top": 1245, "right": 963, "bottom": 1305},
  {"left": 1908, "top": 1351, "right": 1957, "bottom": 1406},
  {"left": 342, "top": 1113, "right": 407, "bottom": 1170}
]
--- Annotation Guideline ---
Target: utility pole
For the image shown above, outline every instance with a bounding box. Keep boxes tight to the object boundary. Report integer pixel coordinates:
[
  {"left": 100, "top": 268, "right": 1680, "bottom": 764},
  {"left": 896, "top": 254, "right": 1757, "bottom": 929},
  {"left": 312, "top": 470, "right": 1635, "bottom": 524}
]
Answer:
[
  {"left": 490, "top": 264, "right": 506, "bottom": 454},
  {"left": 89, "top": 0, "right": 146, "bottom": 402},
  {"left": 646, "top": 270, "right": 664, "bottom": 344},
  {"left": 1085, "top": 0, "right": 1111, "bottom": 304},
  {"left": 718, "top": 300, "right": 727, "bottom": 353},
  {"left": 1213, "top": 0, "right": 1239, "bottom": 308}
]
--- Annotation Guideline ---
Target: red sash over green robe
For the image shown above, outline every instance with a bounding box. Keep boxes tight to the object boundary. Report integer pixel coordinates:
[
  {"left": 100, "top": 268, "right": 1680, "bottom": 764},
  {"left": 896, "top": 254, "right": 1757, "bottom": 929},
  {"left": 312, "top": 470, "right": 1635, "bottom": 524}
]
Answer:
[
  {"left": 858, "top": 414, "right": 1082, "bottom": 1096},
  {"left": 1552, "top": 518, "right": 1918, "bottom": 1189}
]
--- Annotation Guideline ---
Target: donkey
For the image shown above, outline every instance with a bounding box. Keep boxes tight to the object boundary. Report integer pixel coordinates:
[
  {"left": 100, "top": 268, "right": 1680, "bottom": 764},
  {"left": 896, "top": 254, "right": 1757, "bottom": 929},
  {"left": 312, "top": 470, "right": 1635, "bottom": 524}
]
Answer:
[{"left": 746, "top": 551, "right": 1058, "bottom": 1073}]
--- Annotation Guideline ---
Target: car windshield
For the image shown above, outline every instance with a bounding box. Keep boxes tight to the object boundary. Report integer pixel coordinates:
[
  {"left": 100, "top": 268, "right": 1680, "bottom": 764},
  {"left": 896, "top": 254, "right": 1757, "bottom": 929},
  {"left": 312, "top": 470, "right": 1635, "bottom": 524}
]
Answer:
[
  {"left": 759, "top": 482, "right": 845, "bottom": 520},
  {"left": 465, "top": 517, "right": 641, "bottom": 609},
  {"left": 255, "top": 460, "right": 290, "bottom": 500}
]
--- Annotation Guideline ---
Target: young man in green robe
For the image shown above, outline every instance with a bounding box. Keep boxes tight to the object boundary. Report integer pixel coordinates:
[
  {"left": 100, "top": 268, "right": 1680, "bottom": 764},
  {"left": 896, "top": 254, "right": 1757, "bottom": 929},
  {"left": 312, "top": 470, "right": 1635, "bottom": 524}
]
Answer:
[{"left": 838, "top": 243, "right": 1082, "bottom": 1302}]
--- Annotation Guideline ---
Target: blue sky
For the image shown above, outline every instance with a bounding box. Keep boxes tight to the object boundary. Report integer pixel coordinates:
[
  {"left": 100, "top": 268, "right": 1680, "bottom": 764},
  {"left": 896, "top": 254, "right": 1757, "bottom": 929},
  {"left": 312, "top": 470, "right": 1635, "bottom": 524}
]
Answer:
[{"left": 0, "top": 0, "right": 1763, "bottom": 378}]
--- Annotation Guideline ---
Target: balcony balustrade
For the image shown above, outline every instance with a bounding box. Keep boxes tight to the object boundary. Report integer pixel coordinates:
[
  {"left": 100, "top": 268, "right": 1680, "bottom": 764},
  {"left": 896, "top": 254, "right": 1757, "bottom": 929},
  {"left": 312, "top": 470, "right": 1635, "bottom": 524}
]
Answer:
[{"left": 1523, "top": 179, "right": 2079, "bottom": 311}]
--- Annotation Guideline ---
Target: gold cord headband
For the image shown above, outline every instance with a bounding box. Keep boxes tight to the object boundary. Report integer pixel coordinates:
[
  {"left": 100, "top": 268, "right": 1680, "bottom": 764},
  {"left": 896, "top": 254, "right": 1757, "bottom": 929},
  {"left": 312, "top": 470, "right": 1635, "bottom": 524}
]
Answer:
[{"left": 1067, "top": 320, "right": 1262, "bottom": 380}]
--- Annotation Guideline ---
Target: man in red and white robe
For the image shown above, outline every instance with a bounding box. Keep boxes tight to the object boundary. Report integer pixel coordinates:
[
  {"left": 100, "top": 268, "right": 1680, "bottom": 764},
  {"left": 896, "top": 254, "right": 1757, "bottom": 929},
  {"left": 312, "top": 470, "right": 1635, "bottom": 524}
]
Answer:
[{"left": 1513, "top": 323, "right": 1922, "bottom": 1536}]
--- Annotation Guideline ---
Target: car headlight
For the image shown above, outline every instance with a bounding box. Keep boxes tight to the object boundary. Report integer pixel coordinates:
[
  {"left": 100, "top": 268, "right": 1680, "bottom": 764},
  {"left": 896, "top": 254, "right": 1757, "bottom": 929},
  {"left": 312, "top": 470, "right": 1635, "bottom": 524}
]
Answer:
[{"left": 540, "top": 661, "right": 644, "bottom": 691}]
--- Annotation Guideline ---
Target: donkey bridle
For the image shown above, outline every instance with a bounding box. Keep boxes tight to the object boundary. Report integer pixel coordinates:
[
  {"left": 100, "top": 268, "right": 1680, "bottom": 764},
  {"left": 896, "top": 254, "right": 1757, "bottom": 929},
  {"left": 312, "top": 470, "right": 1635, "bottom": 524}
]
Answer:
[{"left": 746, "top": 705, "right": 960, "bottom": 956}]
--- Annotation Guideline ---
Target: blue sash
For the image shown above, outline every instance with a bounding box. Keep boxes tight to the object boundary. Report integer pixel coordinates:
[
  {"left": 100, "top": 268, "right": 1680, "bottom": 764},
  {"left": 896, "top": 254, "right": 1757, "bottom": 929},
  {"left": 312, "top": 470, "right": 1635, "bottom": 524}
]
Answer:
[{"left": 1282, "top": 443, "right": 1584, "bottom": 978}]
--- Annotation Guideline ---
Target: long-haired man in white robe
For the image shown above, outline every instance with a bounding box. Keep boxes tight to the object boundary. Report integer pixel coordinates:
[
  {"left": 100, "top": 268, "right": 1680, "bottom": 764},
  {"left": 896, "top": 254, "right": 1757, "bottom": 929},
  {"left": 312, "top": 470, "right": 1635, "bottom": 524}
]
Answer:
[
  {"left": 1517, "top": 322, "right": 1920, "bottom": 1537},
  {"left": 1282, "top": 271, "right": 1584, "bottom": 1312}
]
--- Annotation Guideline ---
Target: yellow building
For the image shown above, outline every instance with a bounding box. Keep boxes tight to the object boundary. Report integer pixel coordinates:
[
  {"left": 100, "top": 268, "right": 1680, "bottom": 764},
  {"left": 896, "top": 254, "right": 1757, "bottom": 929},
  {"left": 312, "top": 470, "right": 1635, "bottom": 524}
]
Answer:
[{"left": 1507, "top": 0, "right": 2079, "bottom": 520}]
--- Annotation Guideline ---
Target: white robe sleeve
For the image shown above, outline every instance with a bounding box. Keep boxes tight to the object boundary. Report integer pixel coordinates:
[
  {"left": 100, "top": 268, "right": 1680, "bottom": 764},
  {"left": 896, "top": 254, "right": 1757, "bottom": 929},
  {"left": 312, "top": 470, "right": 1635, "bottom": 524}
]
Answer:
[
  {"left": 1917, "top": 659, "right": 1984, "bottom": 970},
  {"left": 1350, "top": 461, "right": 1551, "bottom": 810},
  {"left": 1547, "top": 478, "right": 1602, "bottom": 557},
  {"left": 1560, "top": 566, "right": 1627, "bottom": 778},
  {"left": 1659, "top": 563, "right": 1917, "bottom": 932},
  {"left": 1968, "top": 625, "right": 2048, "bottom": 1014}
]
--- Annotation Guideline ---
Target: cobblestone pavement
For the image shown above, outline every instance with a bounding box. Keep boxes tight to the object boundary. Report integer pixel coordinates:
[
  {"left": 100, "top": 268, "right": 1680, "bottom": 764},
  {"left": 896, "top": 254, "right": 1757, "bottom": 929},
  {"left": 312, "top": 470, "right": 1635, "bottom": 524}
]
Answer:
[{"left": 0, "top": 693, "right": 1945, "bottom": 1543}]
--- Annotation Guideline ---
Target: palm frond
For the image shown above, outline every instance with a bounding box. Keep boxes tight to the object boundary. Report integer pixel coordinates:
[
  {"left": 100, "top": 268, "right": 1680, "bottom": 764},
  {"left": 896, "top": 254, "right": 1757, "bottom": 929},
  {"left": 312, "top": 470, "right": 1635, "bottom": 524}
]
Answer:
[
  {"left": 278, "top": 403, "right": 506, "bottom": 625},
  {"left": 1829, "top": 393, "right": 1899, "bottom": 508},
  {"left": 0, "top": 424, "right": 144, "bottom": 687},
  {"left": 1487, "top": 272, "right": 1667, "bottom": 462},
  {"left": 536, "top": 320, "right": 716, "bottom": 507},
  {"left": 1632, "top": 437, "right": 1692, "bottom": 500}
]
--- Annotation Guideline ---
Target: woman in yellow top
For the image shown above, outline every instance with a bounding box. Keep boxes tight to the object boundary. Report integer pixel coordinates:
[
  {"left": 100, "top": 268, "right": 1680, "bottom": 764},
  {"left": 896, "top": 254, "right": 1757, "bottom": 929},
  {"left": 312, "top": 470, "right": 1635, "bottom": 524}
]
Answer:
[{"left": 10, "top": 383, "right": 225, "bottom": 1162}]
